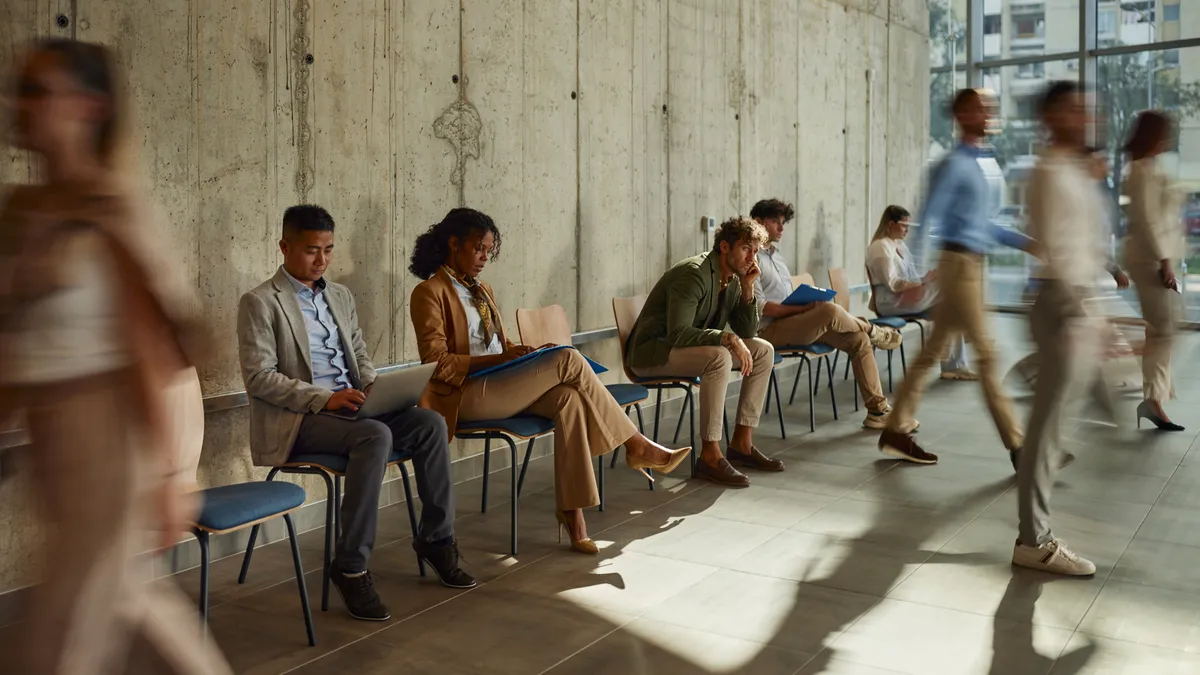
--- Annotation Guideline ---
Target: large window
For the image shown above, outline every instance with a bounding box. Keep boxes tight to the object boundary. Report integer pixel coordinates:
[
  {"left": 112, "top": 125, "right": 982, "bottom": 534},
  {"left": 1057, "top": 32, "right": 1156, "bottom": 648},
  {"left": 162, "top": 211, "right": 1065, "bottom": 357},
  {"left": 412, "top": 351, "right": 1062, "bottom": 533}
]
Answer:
[{"left": 927, "top": 1, "right": 1200, "bottom": 316}]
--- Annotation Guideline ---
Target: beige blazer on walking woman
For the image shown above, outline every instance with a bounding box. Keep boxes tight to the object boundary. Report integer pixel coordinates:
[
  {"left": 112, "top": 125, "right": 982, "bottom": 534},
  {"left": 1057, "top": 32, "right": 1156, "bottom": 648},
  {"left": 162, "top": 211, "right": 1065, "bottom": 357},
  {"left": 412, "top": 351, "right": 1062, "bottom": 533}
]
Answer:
[{"left": 1123, "top": 157, "right": 1185, "bottom": 267}]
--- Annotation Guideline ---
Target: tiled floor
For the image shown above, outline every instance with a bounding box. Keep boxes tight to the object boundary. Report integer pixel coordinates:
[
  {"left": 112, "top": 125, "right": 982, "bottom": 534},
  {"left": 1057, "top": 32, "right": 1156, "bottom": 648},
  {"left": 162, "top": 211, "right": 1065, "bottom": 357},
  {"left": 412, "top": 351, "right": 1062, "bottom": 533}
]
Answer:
[{"left": 11, "top": 316, "right": 1200, "bottom": 674}]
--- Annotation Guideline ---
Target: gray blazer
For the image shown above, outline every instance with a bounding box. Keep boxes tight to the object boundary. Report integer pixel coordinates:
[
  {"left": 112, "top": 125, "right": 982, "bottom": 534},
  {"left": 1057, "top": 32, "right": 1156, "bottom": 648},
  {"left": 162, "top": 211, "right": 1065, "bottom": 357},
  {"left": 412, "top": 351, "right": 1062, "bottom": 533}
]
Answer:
[{"left": 237, "top": 268, "right": 377, "bottom": 466}]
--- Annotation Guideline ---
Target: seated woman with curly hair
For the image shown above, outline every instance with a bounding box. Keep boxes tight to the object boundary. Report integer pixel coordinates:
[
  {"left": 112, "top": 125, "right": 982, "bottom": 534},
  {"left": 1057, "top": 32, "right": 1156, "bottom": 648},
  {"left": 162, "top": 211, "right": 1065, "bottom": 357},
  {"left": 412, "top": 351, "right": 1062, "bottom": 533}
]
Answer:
[{"left": 408, "top": 208, "right": 690, "bottom": 554}]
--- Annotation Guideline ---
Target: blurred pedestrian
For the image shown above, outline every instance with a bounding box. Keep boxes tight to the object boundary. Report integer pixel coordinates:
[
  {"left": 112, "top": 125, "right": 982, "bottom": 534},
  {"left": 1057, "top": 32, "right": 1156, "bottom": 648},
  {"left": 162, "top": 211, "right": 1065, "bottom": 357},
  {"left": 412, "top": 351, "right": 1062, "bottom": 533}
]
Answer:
[{"left": 0, "top": 39, "right": 230, "bottom": 674}]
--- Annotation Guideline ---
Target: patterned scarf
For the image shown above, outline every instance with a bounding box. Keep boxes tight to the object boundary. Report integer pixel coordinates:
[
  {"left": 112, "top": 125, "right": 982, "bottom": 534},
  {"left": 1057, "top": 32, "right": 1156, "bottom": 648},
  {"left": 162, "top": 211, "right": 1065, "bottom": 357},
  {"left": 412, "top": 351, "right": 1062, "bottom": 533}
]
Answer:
[{"left": 443, "top": 265, "right": 503, "bottom": 345}]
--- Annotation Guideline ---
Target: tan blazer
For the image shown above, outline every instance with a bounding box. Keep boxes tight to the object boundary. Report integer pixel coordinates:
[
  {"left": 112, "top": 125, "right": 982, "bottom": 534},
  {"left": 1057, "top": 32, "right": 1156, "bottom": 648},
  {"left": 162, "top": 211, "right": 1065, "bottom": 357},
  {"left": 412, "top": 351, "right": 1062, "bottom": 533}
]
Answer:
[
  {"left": 410, "top": 268, "right": 515, "bottom": 439},
  {"left": 237, "top": 268, "right": 376, "bottom": 466},
  {"left": 1124, "top": 157, "right": 1185, "bottom": 266}
]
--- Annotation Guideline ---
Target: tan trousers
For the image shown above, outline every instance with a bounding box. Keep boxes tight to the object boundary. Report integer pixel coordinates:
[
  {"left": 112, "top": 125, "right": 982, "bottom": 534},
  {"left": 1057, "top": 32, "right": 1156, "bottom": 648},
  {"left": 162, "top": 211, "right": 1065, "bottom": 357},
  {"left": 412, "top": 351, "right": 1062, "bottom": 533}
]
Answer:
[
  {"left": 886, "top": 251, "right": 1023, "bottom": 450},
  {"left": 458, "top": 349, "right": 638, "bottom": 510},
  {"left": 632, "top": 338, "right": 774, "bottom": 443},
  {"left": 759, "top": 303, "right": 888, "bottom": 412},
  {"left": 16, "top": 372, "right": 232, "bottom": 675},
  {"left": 1129, "top": 262, "right": 1179, "bottom": 403}
]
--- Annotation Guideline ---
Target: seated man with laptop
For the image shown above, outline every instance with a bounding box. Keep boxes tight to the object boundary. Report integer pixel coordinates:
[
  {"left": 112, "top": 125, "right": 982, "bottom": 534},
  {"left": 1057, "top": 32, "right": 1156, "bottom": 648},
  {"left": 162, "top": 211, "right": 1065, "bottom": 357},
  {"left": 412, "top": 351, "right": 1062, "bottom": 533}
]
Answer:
[
  {"left": 749, "top": 198, "right": 904, "bottom": 430},
  {"left": 238, "top": 205, "right": 474, "bottom": 623}
]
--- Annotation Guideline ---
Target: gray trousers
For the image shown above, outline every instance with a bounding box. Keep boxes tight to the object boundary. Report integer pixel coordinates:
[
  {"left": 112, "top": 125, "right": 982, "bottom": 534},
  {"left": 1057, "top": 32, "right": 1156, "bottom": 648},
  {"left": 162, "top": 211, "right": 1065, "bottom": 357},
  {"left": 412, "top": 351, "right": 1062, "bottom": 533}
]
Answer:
[
  {"left": 293, "top": 407, "right": 455, "bottom": 573},
  {"left": 1018, "top": 281, "right": 1097, "bottom": 547}
]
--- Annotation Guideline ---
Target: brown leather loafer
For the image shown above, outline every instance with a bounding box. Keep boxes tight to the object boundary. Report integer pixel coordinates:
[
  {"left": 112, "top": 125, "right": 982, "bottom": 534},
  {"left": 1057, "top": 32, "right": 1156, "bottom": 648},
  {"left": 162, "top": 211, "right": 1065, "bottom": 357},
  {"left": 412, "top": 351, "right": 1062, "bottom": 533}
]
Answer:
[
  {"left": 727, "top": 446, "right": 786, "bottom": 472},
  {"left": 878, "top": 430, "right": 938, "bottom": 465},
  {"left": 695, "top": 457, "right": 751, "bottom": 488}
]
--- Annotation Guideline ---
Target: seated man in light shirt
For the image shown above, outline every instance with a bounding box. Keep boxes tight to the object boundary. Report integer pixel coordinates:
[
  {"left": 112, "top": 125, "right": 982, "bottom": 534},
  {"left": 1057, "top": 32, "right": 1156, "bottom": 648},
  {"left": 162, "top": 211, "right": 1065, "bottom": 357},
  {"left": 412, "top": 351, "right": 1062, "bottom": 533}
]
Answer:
[
  {"left": 238, "top": 205, "right": 474, "bottom": 624},
  {"left": 749, "top": 198, "right": 903, "bottom": 429}
]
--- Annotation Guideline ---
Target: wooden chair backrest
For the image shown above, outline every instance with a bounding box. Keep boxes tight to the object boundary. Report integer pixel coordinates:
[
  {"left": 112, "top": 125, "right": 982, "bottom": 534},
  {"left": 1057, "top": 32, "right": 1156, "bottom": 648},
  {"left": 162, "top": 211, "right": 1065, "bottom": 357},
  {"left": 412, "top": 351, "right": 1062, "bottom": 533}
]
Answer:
[
  {"left": 792, "top": 273, "right": 814, "bottom": 288},
  {"left": 827, "top": 268, "right": 851, "bottom": 312},
  {"left": 515, "top": 304, "right": 572, "bottom": 347},
  {"left": 612, "top": 295, "right": 648, "bottom": 378},
  {"left": 864, "top": 265, "right": 879, "bottom": 314}
]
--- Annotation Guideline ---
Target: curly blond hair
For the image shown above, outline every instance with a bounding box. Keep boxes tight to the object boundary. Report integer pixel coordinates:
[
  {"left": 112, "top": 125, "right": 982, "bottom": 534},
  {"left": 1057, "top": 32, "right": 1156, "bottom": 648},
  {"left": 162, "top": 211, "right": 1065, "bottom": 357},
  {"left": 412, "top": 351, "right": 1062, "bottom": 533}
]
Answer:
[{"left": 712, "top": 216, "right": 769, "bottom": 253}]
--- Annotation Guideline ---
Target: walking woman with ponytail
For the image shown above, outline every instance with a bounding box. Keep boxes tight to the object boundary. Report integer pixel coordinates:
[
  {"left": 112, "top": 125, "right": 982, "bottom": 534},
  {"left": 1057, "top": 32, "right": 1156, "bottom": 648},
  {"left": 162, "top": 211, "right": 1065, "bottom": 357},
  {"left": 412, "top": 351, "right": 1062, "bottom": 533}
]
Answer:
[
  {"left": 409, "top": 208, "right": 690, "bottom": 555},
  {"left": 1, "top": 40, "right": 230, "bottom": 673}
]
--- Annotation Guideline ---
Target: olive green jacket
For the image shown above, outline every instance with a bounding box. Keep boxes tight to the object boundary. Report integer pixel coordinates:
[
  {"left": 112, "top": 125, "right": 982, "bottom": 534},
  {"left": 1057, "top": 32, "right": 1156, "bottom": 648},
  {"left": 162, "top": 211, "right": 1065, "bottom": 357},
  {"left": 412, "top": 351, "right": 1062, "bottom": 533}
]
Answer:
[{"left": 627, "top": 252, "right": 761, "bottom": 369}]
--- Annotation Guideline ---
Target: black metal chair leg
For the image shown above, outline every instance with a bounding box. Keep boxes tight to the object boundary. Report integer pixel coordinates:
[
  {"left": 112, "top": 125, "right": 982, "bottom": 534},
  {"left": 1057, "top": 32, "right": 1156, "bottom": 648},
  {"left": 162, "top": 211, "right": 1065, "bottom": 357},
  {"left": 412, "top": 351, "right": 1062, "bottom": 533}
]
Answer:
[
  {"left": 506, "top": 437, "right": 519, "bottom": 556},
  {"left": 398, "top": 463, "right": 426, "bottom": 577},
  {"left": 844, "top": 353, "right": 852, "bottom": 380},
  {"left": 899, "top": 342, "right": 908, "bottom": 376},
  {"left": 825, "top": 356, "right": 838, "bottom": 420},
  {"left": 806, "top": 360, "right": 815, "bottom": 432},
  {"left": 652, "top": 388, "right": 664, "bottom": 443},
  {"left": 516, "top": 437, "right": 537, "bottom": 497},
  {"left": 634, "top": 402, "right": 645, "bottom": 433},
  {"left": 853, "top": 375, "right": 860, "bottom": 411},
  {"left": 687, "top": 388, "right": 697, "bottom": 478},
  {"left": 773, "top": 370, "right": 786, "bottom": 439},
  {"left": 481, "top": 436, "right": 493, "bottom": 514},
  {"left": 887, "top": 349, "right": 894, "bottom": 393},
  {"left": 723, "top": 409, "right": 729, "bottom": 445},
  {"left": 813, "top": 356, "right": 823, "bottom": 395},
  {"left": 333, "top": 475, "right": 342, "bottom": 544},
  {"left": 597, "top": 454, "right": 605, "bottom": 511},
  {"left": 671, "top": 387, "right": 688, "bottom": 444},
  {"left": 237, "top": 466, "right": 282, "bottom": 585},
  {"left": 789, "top": 361, "right": 803, "bottom": 405},
  {"left": 283, "top": 514, "right": 317, "bottom": 647},
  {"left": 195, "top": 530, "right": 210, "bottom": 629}
]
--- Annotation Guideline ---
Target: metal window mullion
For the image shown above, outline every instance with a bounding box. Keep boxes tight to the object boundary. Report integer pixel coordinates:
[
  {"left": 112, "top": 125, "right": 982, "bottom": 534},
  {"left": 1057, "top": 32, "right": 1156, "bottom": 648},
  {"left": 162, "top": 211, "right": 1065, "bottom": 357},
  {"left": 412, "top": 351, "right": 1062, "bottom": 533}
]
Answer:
[
  {"left": 1090, "top": 36, "right": 1200, "bottom": 59},
  {"left": 975, "top": 52, "right": 1081, "bottom": 70},
  {"left": 966, "top": 0, "right": 983, "bottom": 87}
]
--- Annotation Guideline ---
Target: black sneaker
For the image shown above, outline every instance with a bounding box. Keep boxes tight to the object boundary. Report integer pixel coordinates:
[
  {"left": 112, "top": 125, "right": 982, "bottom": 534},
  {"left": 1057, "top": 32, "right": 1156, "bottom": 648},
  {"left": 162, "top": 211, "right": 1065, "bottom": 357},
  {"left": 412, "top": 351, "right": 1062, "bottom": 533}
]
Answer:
[
  {"left": 413, "top": 538, "right": 478, "bottom": 589},
  {"left": 329, "top": 567, "right": 390, "bottom": 621},
  {"left": 878, "top": 430, "right": 938, "bottom": 465}
]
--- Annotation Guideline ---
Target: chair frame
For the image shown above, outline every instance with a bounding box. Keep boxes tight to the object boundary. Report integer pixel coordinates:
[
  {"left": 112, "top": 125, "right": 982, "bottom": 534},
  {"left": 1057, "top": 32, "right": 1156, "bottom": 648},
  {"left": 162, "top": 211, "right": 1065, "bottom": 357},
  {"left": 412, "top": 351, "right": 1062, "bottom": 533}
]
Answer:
[
  {"left": 462, "top": 423, "right": 552, "bottom": 557},
  {"left": 237, "top": 458, "right": 424, "bottom": 613},
  {"left": 194, "top": 501, "right": 315, "bottom": 646}
]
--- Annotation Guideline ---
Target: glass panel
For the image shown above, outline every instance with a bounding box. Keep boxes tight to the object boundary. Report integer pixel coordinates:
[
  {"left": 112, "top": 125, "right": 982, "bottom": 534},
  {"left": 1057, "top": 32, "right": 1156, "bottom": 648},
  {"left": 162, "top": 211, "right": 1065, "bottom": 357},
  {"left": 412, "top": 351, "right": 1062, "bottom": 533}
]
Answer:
[
  {"left": 929, "top": 69, "right": 968, "bottom": 162},
  {"left": 1096, "top": 0, "right": 1197, "bottom": 48},
  {"left": 984, "top": 0, "right": 1080, "bottom": 60},
  {"left": 930, "top": 0, "right": 967, "bottom": 68},
  {"left": 1098, "top": 47, "right": 1200, "bottom": 320}
]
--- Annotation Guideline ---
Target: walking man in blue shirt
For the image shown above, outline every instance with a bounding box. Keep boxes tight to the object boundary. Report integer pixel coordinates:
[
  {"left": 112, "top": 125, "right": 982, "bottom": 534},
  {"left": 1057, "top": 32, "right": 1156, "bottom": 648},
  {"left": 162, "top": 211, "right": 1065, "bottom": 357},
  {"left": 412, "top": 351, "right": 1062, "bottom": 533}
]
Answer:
[{"left": 878, "top": 89, "right": 1037, "bottom": 465}]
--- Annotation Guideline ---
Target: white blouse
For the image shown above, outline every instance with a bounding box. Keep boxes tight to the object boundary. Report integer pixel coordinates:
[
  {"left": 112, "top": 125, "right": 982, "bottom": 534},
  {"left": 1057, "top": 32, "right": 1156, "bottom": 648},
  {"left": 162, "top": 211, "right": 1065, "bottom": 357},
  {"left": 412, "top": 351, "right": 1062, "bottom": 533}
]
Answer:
[
  {"left": 866, "top": 237, "right": 925, "bottom": 315},
  {"left": 450, "top": 276, "right": 504, "bottom": 357},
  {"left": 1123, "top": 157, "right": 1185, "bottom": 266}
]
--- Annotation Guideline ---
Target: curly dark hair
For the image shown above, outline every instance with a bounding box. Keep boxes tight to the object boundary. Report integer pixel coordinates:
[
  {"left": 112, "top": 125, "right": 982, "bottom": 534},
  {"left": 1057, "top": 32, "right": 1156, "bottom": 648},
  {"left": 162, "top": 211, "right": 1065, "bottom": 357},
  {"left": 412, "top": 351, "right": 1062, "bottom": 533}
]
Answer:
[
  {"left": 409, "top": 207, "right": 503, "bottom": 279},
  {"left": 712, "top": 216, "right": 769, "bottom": 254},
  {"left": 749, "top": 199, "right": 795, "bottom": 223}
]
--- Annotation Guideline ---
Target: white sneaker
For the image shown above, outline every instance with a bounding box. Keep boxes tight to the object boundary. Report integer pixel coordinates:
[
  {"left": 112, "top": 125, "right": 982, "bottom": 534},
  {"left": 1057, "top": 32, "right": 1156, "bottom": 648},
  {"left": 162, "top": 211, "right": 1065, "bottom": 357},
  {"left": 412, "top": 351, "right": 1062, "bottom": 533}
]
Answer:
[{"left": 1012, "top": 539, "right": 1096, "bottom": 576}]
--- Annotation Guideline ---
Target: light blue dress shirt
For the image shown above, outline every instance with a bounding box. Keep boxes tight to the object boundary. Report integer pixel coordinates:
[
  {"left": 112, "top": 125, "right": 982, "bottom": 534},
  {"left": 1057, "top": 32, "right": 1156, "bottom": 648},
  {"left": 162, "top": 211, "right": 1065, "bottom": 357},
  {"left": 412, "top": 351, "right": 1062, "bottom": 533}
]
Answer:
[
  {"left": 919, "top": 143, "right": 1031, "bottom": 255},
  {"left": 281, "top": 267, "right": 352, "bottom": 392}
]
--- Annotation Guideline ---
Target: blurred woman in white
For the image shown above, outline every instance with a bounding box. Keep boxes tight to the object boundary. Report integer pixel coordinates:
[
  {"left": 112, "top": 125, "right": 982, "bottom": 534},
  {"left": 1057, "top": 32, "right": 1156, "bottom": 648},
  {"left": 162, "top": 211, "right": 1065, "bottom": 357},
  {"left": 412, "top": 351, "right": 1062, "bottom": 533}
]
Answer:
[
  {"left": 0, "top": 39, "right": 230, "bottom": 673},
  {"left": 1123, "top": 110, "right": 1186, "bottom": 431},
  {"left": 867, "top": 205, "right": 971, "bottom": 379}
]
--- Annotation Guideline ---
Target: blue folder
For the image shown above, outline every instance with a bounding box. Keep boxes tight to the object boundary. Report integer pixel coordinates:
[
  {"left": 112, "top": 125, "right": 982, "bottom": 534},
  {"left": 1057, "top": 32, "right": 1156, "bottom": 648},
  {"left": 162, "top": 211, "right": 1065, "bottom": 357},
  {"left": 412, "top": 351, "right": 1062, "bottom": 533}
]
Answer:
[
  {"left": 782, "top": 283, "right": 837, "bottom": 306},
  {"left": 469, "top": 345, "right": 609, "bottom": 379}
]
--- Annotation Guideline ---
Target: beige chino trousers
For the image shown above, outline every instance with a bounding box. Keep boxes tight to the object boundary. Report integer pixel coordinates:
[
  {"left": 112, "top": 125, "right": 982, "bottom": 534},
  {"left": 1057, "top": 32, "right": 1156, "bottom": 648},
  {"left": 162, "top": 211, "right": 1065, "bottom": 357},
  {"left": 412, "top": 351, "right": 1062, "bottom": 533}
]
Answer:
[
  {"left": 632, "top": 338, "right": 774, "bottom": 443},
  {"left": 458, "top": 348, "right": 638, "bottom": 510},
  {"left": 1129, "top": 262, "right": 1179, "bottom": 403},
  {"left": 759, "top": 302, "right": 888, "bottom": 412}
]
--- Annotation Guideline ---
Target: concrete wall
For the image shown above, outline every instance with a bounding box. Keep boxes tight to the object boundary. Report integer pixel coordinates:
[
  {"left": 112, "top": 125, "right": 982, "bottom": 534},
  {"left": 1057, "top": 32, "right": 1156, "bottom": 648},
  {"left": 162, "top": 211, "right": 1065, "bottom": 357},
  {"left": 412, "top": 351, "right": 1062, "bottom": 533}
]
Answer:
[{"left": 0, "top": 0, "right": 930, "bottom": 594}]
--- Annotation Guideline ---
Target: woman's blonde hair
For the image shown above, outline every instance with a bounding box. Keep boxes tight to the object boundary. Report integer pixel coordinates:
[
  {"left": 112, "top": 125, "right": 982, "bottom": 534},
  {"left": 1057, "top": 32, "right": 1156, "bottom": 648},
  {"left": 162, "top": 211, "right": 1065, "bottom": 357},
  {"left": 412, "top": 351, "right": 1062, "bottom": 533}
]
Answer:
[{"left": 871, "top": 205, "right": 910, "bottom": 243}]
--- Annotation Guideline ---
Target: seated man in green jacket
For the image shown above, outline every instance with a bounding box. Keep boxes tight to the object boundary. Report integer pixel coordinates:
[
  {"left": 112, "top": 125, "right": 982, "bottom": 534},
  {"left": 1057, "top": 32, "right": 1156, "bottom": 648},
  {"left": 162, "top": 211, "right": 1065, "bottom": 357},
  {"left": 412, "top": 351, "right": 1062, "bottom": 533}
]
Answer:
[{"left": 627, "top": 217, "right": 779, "bottom": 487}]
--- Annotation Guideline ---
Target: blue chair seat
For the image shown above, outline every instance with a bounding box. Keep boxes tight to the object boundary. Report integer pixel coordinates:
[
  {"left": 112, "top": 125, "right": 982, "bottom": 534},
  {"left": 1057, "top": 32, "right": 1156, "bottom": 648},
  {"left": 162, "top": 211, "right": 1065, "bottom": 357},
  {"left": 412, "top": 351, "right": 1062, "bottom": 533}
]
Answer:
[
  {"left": 283, "top": 451, "right": 413, "bottom": 475},
  {"left": 196, "top": 482, "right": 307, "bottom": 533},
  {"left": 632, "top": 374, "right": 701, "bottom": 386},
  {"left": 458, "top": 414, "right": 554, "bottom": 439},
  {"left": 605, "top": 383, "right": 650, "bottom": 407},
  {"left": 774, "top": 352, "right": 784, "bottom": 365},
  {"left": 776, "top": 343, "right": 835, "bottom": 356},
  {"left": 869, "top": 316, "right": 908, "bottom": 330}
]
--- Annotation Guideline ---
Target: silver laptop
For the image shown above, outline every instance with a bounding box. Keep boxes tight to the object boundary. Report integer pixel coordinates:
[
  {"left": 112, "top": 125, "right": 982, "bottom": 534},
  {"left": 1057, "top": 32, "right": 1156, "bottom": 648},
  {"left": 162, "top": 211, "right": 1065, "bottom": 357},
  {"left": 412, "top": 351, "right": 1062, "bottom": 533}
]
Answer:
[{"left": 320, "top": 363, "right": 436, "bottom": 420}]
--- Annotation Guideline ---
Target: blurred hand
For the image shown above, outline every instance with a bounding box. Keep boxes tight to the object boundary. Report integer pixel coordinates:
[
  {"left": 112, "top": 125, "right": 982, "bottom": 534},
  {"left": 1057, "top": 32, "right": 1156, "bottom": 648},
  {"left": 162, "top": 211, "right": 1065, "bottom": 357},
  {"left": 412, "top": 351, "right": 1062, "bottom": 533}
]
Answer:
[
  {"left": 923, "top": 269, "right": 938, "bottom": 283},
  {"left": 1113, "top": 269, "right": 1130, "bottom": 290},
  {"left": 325, "top": 388, "right": 367, "bottom": 412},
  {"left": 1160, "top": 260, "right": 1177, "bottom": 290},
  {"left": 152, "top": 476, "right": 198, "bottom": 553}
]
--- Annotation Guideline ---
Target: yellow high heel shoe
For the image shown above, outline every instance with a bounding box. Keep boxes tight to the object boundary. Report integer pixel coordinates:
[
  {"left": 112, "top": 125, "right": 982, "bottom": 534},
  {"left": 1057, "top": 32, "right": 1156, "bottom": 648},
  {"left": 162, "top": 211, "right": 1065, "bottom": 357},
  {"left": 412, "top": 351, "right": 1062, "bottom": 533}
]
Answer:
[
  {"left": 625, "top": 446, "right": 693, "bottom": 481},
  {"left": 555, "top": 510, "right": 598, "bottom": 555}
]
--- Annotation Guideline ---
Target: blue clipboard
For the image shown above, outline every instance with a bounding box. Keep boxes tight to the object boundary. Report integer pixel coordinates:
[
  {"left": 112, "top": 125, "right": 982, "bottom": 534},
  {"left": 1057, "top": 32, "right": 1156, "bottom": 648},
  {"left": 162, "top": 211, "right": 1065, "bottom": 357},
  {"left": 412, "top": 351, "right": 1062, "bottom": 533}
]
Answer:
[
  {"left": 469, "top": 345, "right": 609, "bottom": 379},
  {"left": 782, "top": 283, "right": 837, "bottom": 306}
]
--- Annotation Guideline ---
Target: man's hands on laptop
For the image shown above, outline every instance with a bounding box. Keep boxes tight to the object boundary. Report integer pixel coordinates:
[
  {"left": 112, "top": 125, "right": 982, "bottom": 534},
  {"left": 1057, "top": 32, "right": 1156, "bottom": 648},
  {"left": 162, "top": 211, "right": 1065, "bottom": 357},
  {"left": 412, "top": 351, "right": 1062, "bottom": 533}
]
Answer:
[{"left": 326, "top": 388, "right": 368, "bottom": 412}]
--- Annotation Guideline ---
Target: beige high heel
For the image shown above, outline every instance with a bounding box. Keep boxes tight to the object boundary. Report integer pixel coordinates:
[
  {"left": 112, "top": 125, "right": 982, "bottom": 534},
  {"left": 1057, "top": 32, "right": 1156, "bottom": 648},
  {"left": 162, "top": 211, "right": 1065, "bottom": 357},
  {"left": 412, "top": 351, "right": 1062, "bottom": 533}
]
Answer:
[
  {"left": 625, "top": 446, "right": 693, "bottom": 481},
  {"left": 555, "top": 510, "right": 598, "bottom": 555}
]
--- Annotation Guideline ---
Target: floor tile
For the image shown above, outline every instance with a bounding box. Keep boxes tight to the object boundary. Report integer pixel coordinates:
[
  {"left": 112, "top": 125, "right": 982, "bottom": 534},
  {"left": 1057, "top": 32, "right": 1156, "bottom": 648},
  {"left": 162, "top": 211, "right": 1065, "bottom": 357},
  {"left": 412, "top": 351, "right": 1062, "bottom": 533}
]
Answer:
[
  {"left": 792, "top": 656, "right": 909, "bottom": 675},
  {"left": 727, "top": 529, "right": 929, "bottom": 597},
  {"left": 1076, "top": 580, "right": 1200, "bottom": 654},
  {"left": 610, "top": 513, "right": 784, "bottom": 568},
  {"left": 662, "top": 483, "right": 836, "bottom": 529},
  {"left": 1049, "top": 633, "right": 1200, "bottom": 674},
  {"left": 790, "top": 497, "right": 978, "bottom": 553},
  {"left": 1108, "top": 539, "right": 1200, "bottom": 594},
  {"left": 368, "top": 587, "right": 636, "bottom": 675},
  {"left": 886, "top": 556, "right": 1104, "bottom": 630},
  {"left": 544, "top": 619, "right": 814, "bottom": 675},
  {"left": 1133, "top": 502, "right": 1200, "bottom": 548},
  {"left": 827, "top": 598, "right": 1073, "bottom": 675},
  {"left": 643, "top": 569, "right": 879, "bottom": 654},
  {"left": 483, "top": 549, "right": 719, "bottom": 616}
]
